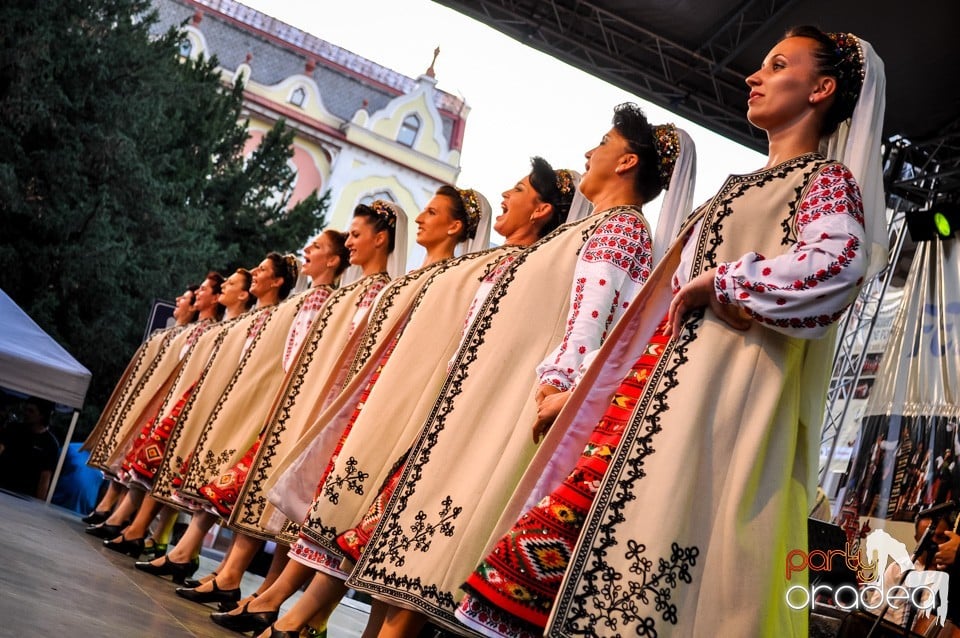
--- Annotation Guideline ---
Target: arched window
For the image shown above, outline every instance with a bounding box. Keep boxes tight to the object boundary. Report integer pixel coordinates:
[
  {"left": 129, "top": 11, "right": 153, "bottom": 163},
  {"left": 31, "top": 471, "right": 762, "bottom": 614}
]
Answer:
[
  {"left": 179, "top": 39, "right": 193, "bottom": 57},
  {"left": 359, "top": 191, "right": 396, "bottom": 206},
  {"left": 397, "top": 114, "right": 421, "bottom": 147},
  {"left": 289, "top": 86, "right": 307, "bottom": 108}
]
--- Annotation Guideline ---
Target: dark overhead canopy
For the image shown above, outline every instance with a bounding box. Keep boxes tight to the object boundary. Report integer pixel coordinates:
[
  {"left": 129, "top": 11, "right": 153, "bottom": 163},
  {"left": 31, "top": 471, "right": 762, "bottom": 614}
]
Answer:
[{"left": 435, "top": 0, "right": 960, "bottom": 203}]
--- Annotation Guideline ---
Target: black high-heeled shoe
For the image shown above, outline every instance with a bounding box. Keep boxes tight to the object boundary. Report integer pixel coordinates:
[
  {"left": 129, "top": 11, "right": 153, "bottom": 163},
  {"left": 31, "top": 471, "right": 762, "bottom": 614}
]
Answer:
[
  {"left": 134, "top": 555, "right": 200, "bottom": 584},
  {"left": 84, "top": 522, "right": 125, "bottom": 539},
  {"left": 103, "top": 534, "right": 146, "bottom": 558},
  {"left": 182, "top": 570, "right": 217, "bottom": 589},
  {"left": 209, "top": 600, "right": 279, "bottom": 634},
  {"left": 81, "top": 510, "right": 111, "bottom": 525},
  {"left": 266, "top": 625, "right": 300, "bottom": 638},
  {"left": 141, "top": 540, "right": 167, "bottom": 560},
  {"left": 175, "top": 577, "right": 241, "bottom": 607}
]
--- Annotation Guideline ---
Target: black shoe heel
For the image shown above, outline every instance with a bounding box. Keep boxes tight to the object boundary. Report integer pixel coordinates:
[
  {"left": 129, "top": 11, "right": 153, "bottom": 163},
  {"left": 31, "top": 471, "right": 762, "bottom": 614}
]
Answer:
[
  {"left": 209, "top": 600, "right": 279, "bottom": 634},
  {"left": 134, "top": 555, "right": 199, "bottom": 584},
  {"left": 81, "top": 510, "right": 111, "bottom": 525},
  {"left": 103, "top": 534, "right": 146, "bottom": 558},
  {"left": 175, "top": 577, "right": 241, "bottom": 607},
  {"left": 85, "top": 522, "right": 124, "bottom": 539}
]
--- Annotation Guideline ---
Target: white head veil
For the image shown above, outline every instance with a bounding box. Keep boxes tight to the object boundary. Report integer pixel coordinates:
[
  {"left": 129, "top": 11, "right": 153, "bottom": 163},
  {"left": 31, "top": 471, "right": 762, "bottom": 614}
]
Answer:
[
  {"left": 562, "top": 171, "right": 593, "bottom": 223},
  {"left": 457, "top": 188, "right": 493, "bottom": 254},
  {"left": 339, "top": 199, "right": 407, "bottom": 284},
  {"left": 820, "top": 36, "right": 887, "bottom": 278},
  {"left": 651, "top": 126, "right": 697, "bottom": 265},
  {"left": 382, "top": 200, "right": 408, "bottom": 278},
  {"left": 288, "top": 253, "right": 310, "bottom": 295}
]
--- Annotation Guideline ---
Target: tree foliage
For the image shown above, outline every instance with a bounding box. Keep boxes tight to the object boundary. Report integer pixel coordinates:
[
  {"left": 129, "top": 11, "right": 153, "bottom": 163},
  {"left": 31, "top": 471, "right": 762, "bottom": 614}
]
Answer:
[{"left": 0, "top": 0, "right": 328, "bottom": 431}]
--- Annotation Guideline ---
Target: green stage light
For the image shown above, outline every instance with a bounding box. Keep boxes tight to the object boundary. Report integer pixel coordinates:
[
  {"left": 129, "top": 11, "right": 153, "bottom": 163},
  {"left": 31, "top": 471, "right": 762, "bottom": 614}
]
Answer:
[
  {"left": 934, "top": 211, "right": 953, "bottom": 238},
  {"left": 907, "top": 204, "right": 960, "bottom": 242}
]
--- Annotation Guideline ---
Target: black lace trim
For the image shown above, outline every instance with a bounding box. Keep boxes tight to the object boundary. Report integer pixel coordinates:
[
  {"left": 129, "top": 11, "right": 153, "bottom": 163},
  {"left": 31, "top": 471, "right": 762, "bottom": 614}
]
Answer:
[
  {"left": 231, "top": 276, "right": 386, "bottom": 536},
  {"left": 350, "top": 212, "right": 622, "bottom": 621}
]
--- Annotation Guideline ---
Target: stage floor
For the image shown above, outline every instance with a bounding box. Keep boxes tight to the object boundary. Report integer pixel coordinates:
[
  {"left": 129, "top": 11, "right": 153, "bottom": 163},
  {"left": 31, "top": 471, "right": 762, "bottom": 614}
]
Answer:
[{"left": 0, "top": 489, "right": 367, "bottom": 637}]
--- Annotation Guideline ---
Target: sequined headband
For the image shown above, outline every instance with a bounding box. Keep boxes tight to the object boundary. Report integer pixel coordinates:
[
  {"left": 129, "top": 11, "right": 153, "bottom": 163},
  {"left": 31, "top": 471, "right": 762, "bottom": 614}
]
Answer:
[
  {"left": 457, "top": 188, "right": 482, "bottom": 236},
  {"left": 555, "top": 169, "right": 574, "bottom": 196},
  {"left": 652, "top": 124, "right": 680, "bottom": 191},
  {"left": 826, "top": 32, "right": 865, "bottom": 118},
  {"left": 371, "top": 199, "right": 398, "bottom": 229}
]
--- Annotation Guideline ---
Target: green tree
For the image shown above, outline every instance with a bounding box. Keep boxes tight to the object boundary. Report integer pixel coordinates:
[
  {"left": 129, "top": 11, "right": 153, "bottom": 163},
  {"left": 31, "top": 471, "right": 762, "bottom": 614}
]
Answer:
[{"left": 0, "top": 0, "right": 327, "bottom": 431}]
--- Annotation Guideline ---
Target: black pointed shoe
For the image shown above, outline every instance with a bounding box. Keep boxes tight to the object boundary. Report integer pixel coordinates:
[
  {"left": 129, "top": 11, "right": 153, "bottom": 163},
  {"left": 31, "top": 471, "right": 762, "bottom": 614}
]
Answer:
[
  {"left": 182, "top": 570, "right": 217, "bottom": 589},
  {"left": 175, "top": 578, "right": 241, "bottom": 607},
  {"left": 134, "top": 555, "right": 200, "bottom": 584},
  {"left": 81, "top": 510, "right": 111, "bottom": 525},
  {"left": 84, "top": 522, "right": 125, "bottom": 539},
  {"left": 103, "top": 534, "right": 146, "bottom": 558},
  {"left": 209, "top": 600, "right": 278, "bottom": 634}
]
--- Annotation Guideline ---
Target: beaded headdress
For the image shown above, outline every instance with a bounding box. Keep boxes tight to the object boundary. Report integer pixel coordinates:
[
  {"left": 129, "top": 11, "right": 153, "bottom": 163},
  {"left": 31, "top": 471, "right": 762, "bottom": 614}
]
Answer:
[
  {"left": 370, "top": 199, "right": 398, "bottom": 229},
  {"left": 282, "top": 253, "right": 300, "bottom": 279},
  {"left": 555, "top": 169, "right": 575, "bottom": 196},
  {"left": 826, "top": 32, "right": 866, "bottom": 122},
  {"left": 457, "top": 188, "right": 483, "bottom": 237},
  {"left": 652, "top": 124, "right": 681, "bottom": 191}
]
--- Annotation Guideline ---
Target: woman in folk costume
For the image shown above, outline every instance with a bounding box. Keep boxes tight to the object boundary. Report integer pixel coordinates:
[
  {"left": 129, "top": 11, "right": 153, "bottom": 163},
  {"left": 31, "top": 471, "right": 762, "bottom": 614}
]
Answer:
[
  {"left": 84, "top": 265, "right": 265, "bottom": 549},
  {"left": 102, "top": 238, "right": 349, "bottom": 559},
  {"left": 82, "top": 284, "right": 214, "bottom": 525},
  {"left": 213, "top": 164, "right": 571, "bottom": 638},
  {"left": 110, "top": 255, "right": 294, "bottom": 580},
  {"left": 91, "top": 274, "right": 225, "bottom": 553},
  {"left": 454, "top": 130, "right": 697, "bottom": 638},
  {"left": 177, "top": 191, "right": 489, "bottom": 610},
  {"left": 83, "top": 275, "right": 226, "bottom": 540},
  {"left": 338, "top": 105, "right": 688, "bottom": 638},
  {"left": 527, "top": 27, "right": 884, "bottom": 638},
  {"left": 138, "top": 206, "right": 394, "bottom": 589},
  {"left": 81, "top": 282, "right": 209, "bottom": 524}
]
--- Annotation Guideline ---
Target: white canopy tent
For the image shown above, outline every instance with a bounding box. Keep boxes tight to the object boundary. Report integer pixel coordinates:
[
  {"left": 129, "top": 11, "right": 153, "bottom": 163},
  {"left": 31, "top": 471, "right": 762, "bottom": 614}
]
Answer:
[{"left": 0, "top": 288, "right": 92, "bottom": 503}]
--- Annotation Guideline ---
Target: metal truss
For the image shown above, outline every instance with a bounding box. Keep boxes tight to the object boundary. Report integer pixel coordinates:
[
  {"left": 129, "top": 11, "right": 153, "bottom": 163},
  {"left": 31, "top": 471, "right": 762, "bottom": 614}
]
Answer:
[
  {"left": 434, "top": 0, "right": 795, "bottom": 152},
  {"left": 435, "top": 0, "right": 960, "bottom": 199},
  {"left": 818, "top": 205, "right": 907, "bottom": 483}
]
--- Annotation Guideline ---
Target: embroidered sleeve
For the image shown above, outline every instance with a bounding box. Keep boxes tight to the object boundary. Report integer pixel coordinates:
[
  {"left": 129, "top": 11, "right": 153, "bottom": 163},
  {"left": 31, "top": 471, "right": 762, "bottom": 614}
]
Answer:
[
  {"left": 537, "top": 212, "right": 652, "bottom": 390},
  {"left": 283, "top": 287, "right": 332, "bottom": 372},
  {"left": 448, "top": 253, "right": 518, "bottom": 372},
  {"left": 714, "top": 164, "right": 868, "bottom": 338},
  {"left": 349, "top": 277, "right": 390, "bottom": 338}
]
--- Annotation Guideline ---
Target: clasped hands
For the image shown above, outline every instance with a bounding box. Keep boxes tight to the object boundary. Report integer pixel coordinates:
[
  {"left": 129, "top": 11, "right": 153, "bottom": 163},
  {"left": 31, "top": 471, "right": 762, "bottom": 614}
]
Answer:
[{"left": 532, "top": 385, "right": 570, "bottom": 444}]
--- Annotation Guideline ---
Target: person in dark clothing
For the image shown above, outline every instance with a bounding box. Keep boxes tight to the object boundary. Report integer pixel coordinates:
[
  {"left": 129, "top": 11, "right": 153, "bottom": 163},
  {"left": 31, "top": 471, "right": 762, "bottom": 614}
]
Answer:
[{"left": 0, "top": 397, "right": 60, "bottom": 499}]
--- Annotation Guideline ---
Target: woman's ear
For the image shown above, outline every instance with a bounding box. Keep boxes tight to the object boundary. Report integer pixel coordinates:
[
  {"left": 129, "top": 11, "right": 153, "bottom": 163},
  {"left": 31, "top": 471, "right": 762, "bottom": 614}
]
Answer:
[
  {"left": 447, "top": 219, "right": 464, "bottom": 237},
  {"left": 618, "top": 152, "right": 639, "bottom": 174},
  {"left": 810, "top": 76, "right": 837, "bottom": 105},
  {"left": 530, "top": 202, "right": 555, "bottom": 225}
]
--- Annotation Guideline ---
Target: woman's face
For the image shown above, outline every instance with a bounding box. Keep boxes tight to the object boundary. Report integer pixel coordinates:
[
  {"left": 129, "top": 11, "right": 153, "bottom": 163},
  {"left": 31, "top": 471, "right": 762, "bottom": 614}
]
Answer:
[
  {"left": 496, "top": 175, "right": 543, "bottom": 238},
  {"left": 173, "top": 289, "right": 195, "bottom": 322},
  {"left": 745, "top": 36, "right": 825, "bottom": 133},
  {"left": 249, "top": 258, "right": 281, "bottom": 299},
  {"left": 193, "top": 278, "right": 220, "bottom": 314},
  {"left": 302, "top": 234, "right": 338, "bottom": 280},
  {"left": 579, "top": 127, "right": 634, "bottom": 201},
  {"left": 345, "top": 216, "right": 383, "bottom": 266},
  {"left": 415, "top": 194, "right": 460, "bottom": 248},
  {"left": 219, "top": 272, "right": 248, "bottom": 308}
]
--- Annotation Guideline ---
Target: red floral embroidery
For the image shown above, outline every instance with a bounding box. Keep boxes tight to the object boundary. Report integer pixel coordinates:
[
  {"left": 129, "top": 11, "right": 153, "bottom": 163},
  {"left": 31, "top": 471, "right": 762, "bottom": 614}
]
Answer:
[{"left": 581, "top": 214, "right": 652, "bottom": 283}]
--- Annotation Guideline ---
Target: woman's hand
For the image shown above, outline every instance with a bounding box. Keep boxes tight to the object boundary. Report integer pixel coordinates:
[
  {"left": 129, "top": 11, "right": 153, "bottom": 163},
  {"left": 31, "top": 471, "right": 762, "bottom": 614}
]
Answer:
[
  {"left": 665, "top": 269, "right": 752, "bottom": 339},
  {"left": 936, "top": 531, "right": 960, "bottom": 569},
  {"left": 533, "top": 385, "right": 569, "bottom": 443}
]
